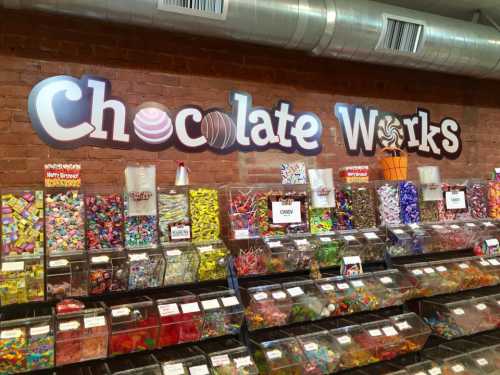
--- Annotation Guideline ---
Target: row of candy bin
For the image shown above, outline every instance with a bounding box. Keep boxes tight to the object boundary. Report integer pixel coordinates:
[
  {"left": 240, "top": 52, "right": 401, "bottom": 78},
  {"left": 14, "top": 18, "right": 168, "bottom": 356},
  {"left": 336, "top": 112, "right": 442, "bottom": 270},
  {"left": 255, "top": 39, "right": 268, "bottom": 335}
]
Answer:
[
  {"left": 250, "top": 311, "right": 430, "bottom": 374},
  {"left": 397, "top": 255, "right": 500, "bottom": 299},
  {"left": 241, "top": 269, "right": 412, "bottom": 331}
]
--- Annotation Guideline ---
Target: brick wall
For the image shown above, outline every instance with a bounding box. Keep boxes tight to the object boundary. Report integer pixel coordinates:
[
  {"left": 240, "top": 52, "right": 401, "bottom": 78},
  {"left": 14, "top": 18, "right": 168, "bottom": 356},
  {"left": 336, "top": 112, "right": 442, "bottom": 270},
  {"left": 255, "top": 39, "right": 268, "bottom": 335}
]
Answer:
[{"left": 0, "top": 8, "right": 499, "bottom": 187}]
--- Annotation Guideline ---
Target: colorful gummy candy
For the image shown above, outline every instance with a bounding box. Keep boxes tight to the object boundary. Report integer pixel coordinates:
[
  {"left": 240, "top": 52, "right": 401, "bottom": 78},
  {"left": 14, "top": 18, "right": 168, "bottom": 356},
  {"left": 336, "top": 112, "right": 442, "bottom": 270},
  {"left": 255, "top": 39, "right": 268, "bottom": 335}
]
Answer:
[
  {"left": 158, "top": 191, "right": 190, "bottom": 243},
  {"left": 309, "top": 208, "right": 333, "bottom": 234},
  {"left": 351, "top": 187, "right": 377, "bottom": 228},
  {"left": 314, "top": 238, "right": 341, "bottom": 268},
  {"left": 254, "top": 340, "right": 305, "bottom": 375},
  {"left": 0, "top": 327, "right": 27, "bottom": 374},
  {"left": 233, "top": 246, "right": 268, "bottom": 276},
  {"left": 45, "top": 191, "right": 85, "bottom": 254},
  {"left": 85, "top": 193, "right": 124, "bottom": 250},
  {"left": 27, "top": 328, "right": 54, "bottom": 371},
  {"left": 190, "top": 188, "right": 221, "bottom": 242},
  {"left": 157, "top": 300, "right": 203, "bottom": 347},
  {"left": 300, "top": 337, "right": 341, "bottom": 374},
  {"left": 109, "top": 319, "right": 157, "bottom": 355},
  {"left": 335, "top": 187, "right": 354, "bottom": 230},
  {"left": 399, "top": 181, "right": 420, "bottom": 224},
  {"left": 1, "top": 191, "right": 44, "bottom": 258},
  {"left": 245, "top": 295, "right": 291, "bottom": 331}
]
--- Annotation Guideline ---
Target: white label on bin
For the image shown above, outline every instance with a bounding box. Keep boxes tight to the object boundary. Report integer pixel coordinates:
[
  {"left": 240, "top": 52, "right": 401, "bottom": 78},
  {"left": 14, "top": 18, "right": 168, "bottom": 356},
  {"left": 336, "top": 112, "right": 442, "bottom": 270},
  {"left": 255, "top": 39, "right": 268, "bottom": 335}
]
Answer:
[
  {"left": 304, "top": 342, "right": 318, "bottom": 351},
  {"left": 382, "top": 326, "right": 398, "bottom": 337},
  {"left": 253, "top": 292, "right": 268, "bottom": 301},
  {"left": 337, "top": 283, "right": 349, "bottom": 290},
  {"left": 49, "top": 259, "right": 69, "bottom": 268},
  {"left": 111, "top": 307, "right": 130, "bottom": 317},
  {"left": 30, "top": 325, "right": 50, "bottom": 336},
  {"left": 429, "top": 368, "right": 442, "bottom": 375},
  {"left": 1, "top": 329, "right": 22, "bottom": 339},
  {"left": 287, "top": 287, "right": 304, "bottom": 297},
  {"left": 166, "top": 249, "right": 182, "bottom": 257},
  {"left": 201, "top": 299, "right": 220, "bottom": 311},
  {"left": 479, "top": 260, "right": 490, "bottom": 267},
  {"left": 84, "top": 316, "right": 106, "bottom": 329},
  {"left": 424, "top": 267, "right": 435, "bottom": 274},
  {"left": 396, "top": 321, "right": 412, "bottom": 331},
  {"left": 129, "top": 252, "right": 148, "bottom": 261},
  {"left": 189, "top": 364, "right": 209, "bottom": 375},
  {"left": 294, "top": 239, "right": 310, "bottom": 246},
  {"left": 414, "top": 372, "right": 426, "bottom": 375},
  {"left": 198, "top": 245, "right": 213, "bottom": 253},
  {"left": 272, "top": 201, "right": 302, "bottom": 224},
  {"left": 392, "top": 229, "right": 405, "bottom": 234},
  {"left": 272, "top": 291, "right": 287, "bottom": 300},
  {"left": 171, "top": 225, "right": 190, "bottom": 240},
  {"left": 488, "top": 259, "right": 500, "bottom": 266},
  {"left": 458, "top": 263, "right": 469, "bottom": 269},
  {"left": 450, "top": 225, "right": 460, "bottom": 229},
  {"left": 445, "top": 190, "right": 466, "bottom": 210},
  {"left": 59, "top": 321, "right": 80, "bottom": 331},
  {"left": 483, "top": 222, "right": 495, "bottom": 227},
  {"left": 234, "top": 356, "right": 252, "bottom": 368},
  {"left": 234, "top": 229, "right": 249, "bottom": 239},
  {"left": 163, "top": 363, "right": 184, "bottom": 375},
  {"left": 379, "top": 277, "right": 393, "bottom": 284},
  {"left": 412, "top": 269, "right": 424, "bottom": 276},
  {"left": 91, "top": 255, "right": 109, "bottom": 264},
  {"left": 266, "top": 350, "right": 282, "bottom": 360},
  {"left": 476, "top": 358, "right": 488, "bottom": 366},
  {"left": 475, "top": 303, "right": 487, "bottom": 311},
  {"left": 2, "top": 262, "right": 24, "bottom": 272},
  {"left": 351, "top": 280, "right": 364, "bottom": 288},
  {"left": 369, "top": 329, "right": 382, "bottom": 337},
  {"left": 451, "top": 364, "right": 465, "bottom": 373},
  {"left": 321, "top": 283, "right": 334, "bottom": 291},
  {"left": 268, "top": 241, "right": 282, "bottom": 248},
  {"left": 337, "top": 335, "right": 352, "bottom": 345},
  {"left": 465, "top": 223, "right": 476, "bottom": 227},
  {"left": 221, "top": 296, "right": 239, "bottom": 307},
  {"left": 364, "top": 232, "right": 379, "bottom": 239},
  {"left": 211, "top": 354, "right": 230, "bottom": 367},
  {"left": 159, "top": 303, "right": 179, "bottom": 317},
  {"left": 409, "top": 224, "right": 420, "bottom": 229},
  {"left": 181, "top": 302, "right": 200, "bottom": 314},
  {"left": 432, "top": 225, "right": 444, "bottom": 229},
  {"left": 436, "top": 266, "right": 448, "bottom": 272},
  {"left": 319, "top": 237, "right": 332, "bottom": 243},
  {"left": 485, "top": 239, "right": 499, "bottom": 247},
  {"left": 343, "top": 235, "right": 356, "bottom": 241},
  {"left": 453, "top": 308, "right": 465, "bottom": 315}
]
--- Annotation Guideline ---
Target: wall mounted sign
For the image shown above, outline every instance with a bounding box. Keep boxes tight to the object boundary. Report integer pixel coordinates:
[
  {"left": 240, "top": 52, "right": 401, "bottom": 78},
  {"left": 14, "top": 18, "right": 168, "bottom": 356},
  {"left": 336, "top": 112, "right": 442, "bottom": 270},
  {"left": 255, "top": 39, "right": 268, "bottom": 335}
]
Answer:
[
  {"left": 334, "top": 103, "right": 462, "bottom": 159},
  {"left": 28, "top": 75, "right": 323, "bottom": 155}
]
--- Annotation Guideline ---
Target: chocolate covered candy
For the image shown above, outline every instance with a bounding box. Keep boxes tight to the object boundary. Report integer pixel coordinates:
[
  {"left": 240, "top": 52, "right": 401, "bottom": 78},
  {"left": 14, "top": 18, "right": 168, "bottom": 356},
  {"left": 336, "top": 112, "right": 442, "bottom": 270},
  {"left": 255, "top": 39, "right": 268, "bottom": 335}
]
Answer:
[{"left": 201, "top": 111, "right": 237, "bottom": 150}]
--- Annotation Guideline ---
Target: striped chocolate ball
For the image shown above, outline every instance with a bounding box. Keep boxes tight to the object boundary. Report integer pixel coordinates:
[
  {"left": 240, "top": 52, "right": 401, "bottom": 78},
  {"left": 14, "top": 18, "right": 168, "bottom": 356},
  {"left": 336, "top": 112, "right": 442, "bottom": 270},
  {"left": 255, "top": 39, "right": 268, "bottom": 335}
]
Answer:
[{"left": 201, "top": 111, "right": 236, "bottom": 150}]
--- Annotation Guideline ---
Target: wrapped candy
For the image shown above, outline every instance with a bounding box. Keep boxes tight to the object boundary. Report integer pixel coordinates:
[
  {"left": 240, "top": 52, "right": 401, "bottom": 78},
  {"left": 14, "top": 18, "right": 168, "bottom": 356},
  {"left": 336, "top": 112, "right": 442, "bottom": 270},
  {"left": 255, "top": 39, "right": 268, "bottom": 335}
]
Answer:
[
  {"left": 196, "top": 242, "right": 228, "bottom": 281},
  {"left": 0, "top": 257, "right": 44, "bottom": 305},
  {"left": 88, "top": 252, "right": 128, "bottom": 295},
  {"left": 163, "top": 244, "right": 199, "bottom": 285},
  {"left": 419, "top": 199, "right": 439, "bottom": 223},
  {"left": 377, "top": 183, "right": 401, "bottom": 225},
  {"left": 46, "top": 254, "right": 88, "bottom": 299},
  {"left": 124, "top": 194, "right": 157, "bottom": 249},
  {"left": 1, "top": 190, "right": 44, "bottom": 258},
  {"left": 233, "top": 241, "right": 269, "bottom": 277},
  {"left": 190, "top": 187, "right": 221, "bottom": 242},
  {"left": 467, "top": 181, "right": 489, "bottom": 219},
  {"left": 229, "top": 188, "right": 263, "bottom": 239},
  {"left": 351, "top": 186, "right": 377, "bottom": 229},
  {"left": 438, "top": 183, "right": 469, "bottom": 221},
  {"left": 252, "top": 336, "right": 307, "bottom": 375},
  {"left": 127, "top": 250, "right": 165, "bottom": 290},
  {"left": 85, "top": 192, "right": 124, "bottom": 251},
  {"left": 399, "top": 181, "right": 420, "bottom": 224},
  {"left": 199, "top": 290, "right": 244, "bottom": 338},
  {"left": 334, "top": 187, "right": 354, "bottom": 230},
  {"left": 158, "top": 189, "right": 190, "bottom": 244}
]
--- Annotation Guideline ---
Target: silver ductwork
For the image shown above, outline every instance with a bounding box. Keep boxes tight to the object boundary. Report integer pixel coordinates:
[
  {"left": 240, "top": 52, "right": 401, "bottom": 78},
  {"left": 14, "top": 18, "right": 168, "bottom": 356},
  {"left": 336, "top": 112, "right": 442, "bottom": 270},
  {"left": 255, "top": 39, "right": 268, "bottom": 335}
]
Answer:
[{"left": 3, "top": 0, "right": 500, "bottom": 79}]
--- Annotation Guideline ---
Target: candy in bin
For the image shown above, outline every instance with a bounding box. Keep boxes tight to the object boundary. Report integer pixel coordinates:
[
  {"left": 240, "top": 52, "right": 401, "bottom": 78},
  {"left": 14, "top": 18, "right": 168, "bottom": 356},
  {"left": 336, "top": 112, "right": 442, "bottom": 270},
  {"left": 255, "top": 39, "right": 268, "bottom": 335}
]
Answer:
[
  {"left": 376, "top": 183, "right": 401, "bottom": 226},
  {"left": 190, "top": 187, "right": 221, "bottom": 242},
  {"left": 231, "top": 238, "right": 270, "bottom": 277},
  {"left": 335, "top": 186, "right": 354, "bottom": 230},
  {"left": 163, "top": 242, "right": 199, "bottom": 285},
  {"left": 400, "top": 263, "right": 446, "bottom": 298},
  {"left": 345, "top": 274, "right": 386, "bottom": 312},
  {"left": 158, "top": 187, "right": 190, "bottom": 244},
  {"left": 473, "top": 256, "right": 500, "bottom": 284},
  {"left": 446, "top": 223, "right": 471, "bottom": 250},
  {"left": 406, "top": 223, "right": 432, "bottom": 255},
  {"left": 196, "top": 241, "right": 229, "bottom": 281},
  {"left": 324, "top": 276, "right": 366, "bottom": 316},
  {"left": 351, "top": 185, "right": 377, "bottom": 229},
  {"left": 88, "top": 251, "right": 129, "bottom": 295},
  {"left": 288, "top": 235, "right": 316, "bottom": 270},
  {"left": 439, "top": 183, "right": 469, "bottom": 221},
  {"left": 228, "top": 186, "right": 265, "bottom": 239},
  {"left": 488, "top": 181, "right": 500, "bottom": 219},
  {"left": 124, "top": 192, "right": 158, "bottom": 250},
  {"left": 470, "top": 295, "right": 500, "bottom": 332},
  {"left": 449, "top": 258, "right": 497, "bottom": 290},
  {"left": 338, "top": 232, "right": 363, "bottom": 260},
  {"left": 389, "top": 313, "right": 431, "bottom": 354},
  {"left": 358, "top": 229, "right": 386, "bottom": 261},
  {"left": 399, "top": 181, "right": 420, "bottom": 224},
  {"left": 372, "top": 269, "right": 412, "bottom": 308},
  {"left": 355, "top": 319, "right": 406, "bottom": 362},
  {"left": 387, "top": 226, "right": 413, "bottom": 257},
  {"left": 282, "top": 280, "right": 326, "bottom": 324},
  {"left": 312, "top": 234, "right": 341, "bottom": 268},
  {"left": 440, "top": 353, "right": 485, "bottom": 375},
  {"left": 155, "top": 346, "right": 210, "bottom": 375},
  {"left": 47, "top": 253, "right": 88, "bottom": 299},
  {"left": 309, "top": 208, "right": 334, "bottom": 234},
  {"left": 329, "top": 324, "right": 378, "bottom": 369},
  {"left": 1, "top": 190, "right": 44, "bottom": 258},
  {"left": 263, "top": 238, "right": 297, "bottom": 274},
  {"left": 467, "top": 180, "right": 489, "bottom": 219},
  {"left": 127, "top": 249, "right": 165, "bottom": 290},
  {"left": 0, "top": 255, "right": 44, "bottom": 305},
  {"left": 197, "top": 338, "right": 259, "bottom": 375},
  {"left": 199, "top": 289, "right": 244, "bottom": 339}
]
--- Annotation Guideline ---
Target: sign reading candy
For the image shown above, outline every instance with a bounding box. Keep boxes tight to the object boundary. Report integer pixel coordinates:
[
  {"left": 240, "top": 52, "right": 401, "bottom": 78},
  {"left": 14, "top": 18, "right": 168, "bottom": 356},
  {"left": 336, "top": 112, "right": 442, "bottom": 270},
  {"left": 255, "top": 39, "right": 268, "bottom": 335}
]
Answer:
[{"left": 28, "top": 75, "right": 323, "bottom": 155}]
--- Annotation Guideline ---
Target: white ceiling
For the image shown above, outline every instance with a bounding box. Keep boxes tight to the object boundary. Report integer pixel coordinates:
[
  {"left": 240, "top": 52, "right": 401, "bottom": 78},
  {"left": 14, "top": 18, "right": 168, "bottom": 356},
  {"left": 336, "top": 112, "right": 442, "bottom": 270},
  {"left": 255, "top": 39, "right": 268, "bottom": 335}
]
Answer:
[{"left": 377, "top": 0, "right": 500, "bottom": 27}]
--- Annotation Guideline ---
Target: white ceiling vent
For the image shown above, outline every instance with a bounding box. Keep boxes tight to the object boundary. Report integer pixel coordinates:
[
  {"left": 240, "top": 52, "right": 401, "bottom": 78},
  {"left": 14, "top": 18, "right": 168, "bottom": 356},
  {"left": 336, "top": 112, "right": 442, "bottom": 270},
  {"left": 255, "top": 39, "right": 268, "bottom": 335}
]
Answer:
[
  {"left": 377, "top": 15, "right": 424, "bottom": 53},
  {"left": 157, "top": 0, "right": 227, "bottom": 20}
]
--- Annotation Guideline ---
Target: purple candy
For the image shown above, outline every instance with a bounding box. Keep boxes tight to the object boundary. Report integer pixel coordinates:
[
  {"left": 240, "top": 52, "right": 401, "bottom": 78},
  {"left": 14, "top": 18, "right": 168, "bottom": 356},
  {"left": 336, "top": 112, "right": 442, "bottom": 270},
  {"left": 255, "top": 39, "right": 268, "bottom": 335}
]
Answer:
[{"left": 399, "top": 181, "right": 420, "bottom": 224}]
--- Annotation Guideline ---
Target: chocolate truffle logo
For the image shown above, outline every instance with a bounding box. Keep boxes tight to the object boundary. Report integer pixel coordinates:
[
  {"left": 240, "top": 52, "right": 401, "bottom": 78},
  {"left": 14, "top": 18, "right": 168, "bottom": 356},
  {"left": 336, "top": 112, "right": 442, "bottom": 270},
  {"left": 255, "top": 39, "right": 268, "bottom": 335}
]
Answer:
[
  {"left": 334, "top": 103, "right": 462, "bottom": 159},
  {"left": 28, "top": 75, "right": 323, "bottom": 155}
]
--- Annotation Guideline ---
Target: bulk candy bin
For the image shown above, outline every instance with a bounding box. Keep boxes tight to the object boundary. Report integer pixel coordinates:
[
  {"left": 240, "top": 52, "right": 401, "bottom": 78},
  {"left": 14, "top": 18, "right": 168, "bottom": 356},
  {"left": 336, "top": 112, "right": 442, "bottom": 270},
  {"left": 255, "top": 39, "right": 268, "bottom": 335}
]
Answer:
[
  {"left": 88, "top": 251, "right": 129, "bottom": 295},
  {"left": 263, "top": 237, "right": 297, "bottom": 273},
  {"left": 107, "top": 297, "right": 159, "bottom": 355},
  {"left": 46, "top": 253, "right": 88, "bottom": 299},
  {"left": 313, "top": 234, "right": 341, "bottom": 268},
  {"left": 156, "top": 346, "right": 209, "bottom": 375},
  {"left": 199, "top": 289, "right": 244, "bottom": 338},
  {"left": 387, "top": 227, "right": 413, "bottom": 257},
  {"left": 158, "top": 187, "right": 190, "bottom": 244},
  {"left": 155, "top": 292, "right": 203, "bottom": 348},
  {"left": 55, "top": 301, "right": 108, "bottom": 366},
  {"left": 107, "top": 353, "right": 162, "bottom": 375},
  {"left": 372, "top": 269, "right": 412, "bottom": 307},
  {"left": 468, "top": 347, "right": 500, "bottom": 374},
  {"left": 198, "top": 338, "right": 259, "bottom": 375},
  {"left": 400, "top": 263, "right": 445, "bottom": 298},
  {"left": 231, "top": 238, "right": 270, "bottom": 277},
  {"left": 389, "top": 313, "right": 431, "bottom": 354},
  {"left": 329, "top": 323, "right": 378, "bottom": 369},
  {"left": 127, "top": 250, "right": 165, "bottom": 290},
  {"left": 124, "top": 192, "right": 158, "bottom": 250},
  {"left": 406, "top": 223, "right": 432, "bottom": 255},
  {"left": 0, "top": 254, "right": 44, "bottom": 305},
  {"left": 163, "top": 242, "right": 199, "bottom": 285},
  {"left": 282, "top": 279, "right": 326, "bottom": 324},
  {"left": 227, "top": 185, "right": 265, "bottom": 240},
  {"left": 288, "top": 235, "right": 317, "bottom": 270},
  {"left": 0, "top": 307, "right": 54, "bottom": 373},
  {"left": 356, "top": 318, "right": 405, "bottom": 361},
  {"left": 358, "top": 229, "right": 386, "bottom": 261},
  {"left": 189, "top": 186, "right": 221, "bottom": 242},
  {"left": 195, "top": 241, "right": 229, "bottom": 281}
]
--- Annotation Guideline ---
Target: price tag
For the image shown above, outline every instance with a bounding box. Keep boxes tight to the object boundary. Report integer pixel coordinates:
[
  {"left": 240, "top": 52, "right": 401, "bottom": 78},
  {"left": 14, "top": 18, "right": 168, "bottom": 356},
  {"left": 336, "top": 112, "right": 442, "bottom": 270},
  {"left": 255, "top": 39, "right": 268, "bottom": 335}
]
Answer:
[
  {"left": 181, "top": 302, "right": 200, "bottom": 314},
  {"left": 319, "top": 237, "right": 332, "bottom": 243},
  {"left": 336, "top": 283, "right": 349, "bottom": 290},
  {"left": 343, "top": 235, "right": 356, "bottom": 241},
  {"left": 392, "top": 229, "right": 405, "bottom": 235},
  {"left": 412, "top": 269, "right": 423, "bottom": 276},
  {"left": 382, "top": 326, "right": 398, "bottom": 337},
  {"left": 111, "top": 307, "right": 130, "bottom": 317},
  {"left": 409, "top": 223, "right": 420, "bottom": 229},
  {"left": 451, "top": 364, "right": 464, "bottom": 373},
  {"left": 91, "top": 255, "right": 109, "bottom": 264},
  {"left": 465, "top": 223, "right": 476, "bottom": 227},
  {"left": 189, "top": 364, "right": 209, "bottom": 375},
  {"left": 1, "top": 329, "right": 22, "bottom": 339},
  {"left": 436, "top": 266, "right": 448, "bottom": 272},
  {"left": 234, "top": 356, "right": 252, "bottom": 368},
  {"left": 479, "top": 260, "right": 490, "bottom": 267},
  {"left": 198, "top": 245, "right": 213, "bottom": 252},
  {"left": 485, "top": 238, "right": 499, "bottom": 247},
  {"left": 432, "top": 225, "right": 444, "bottom": 229},
  {"left": 304, "top": 342, "right": 318, "bottom": 351},
  {"left": 268, "top": 241, "right": 282, "bottom": 248},
  {"left": 201, "top": 299, "right": 220, "bottom": 310},
  {"left": 171, "top": 225, "right": 191, "bottom": 240},
  {"left": 458, "top": 263, "right": 469, "bottom": 269},
  {"left": 337, "top": 335, "right": 352, "bottom": 345},
  {"left": 59, "top": 321, "right": 80, "bottom": 331},
  {"left": 271, "top": 201, "right": 302, "bottom": 224},
  {"left": 424, "top": 267, "right": 435, "bottom": 274},
  {"left": 221, "top": 296, "right": 239, "bottom": 307},
  {"left": 476, "top": 358, "right": 488, "bottom": 366},
  {"left": 363, "top": 232, "right": 379, "bottom": 240},
  {"left": 429, "top": 368, "right": 442, "bottom": 375},
  {"left": 49, "top": 259, "right": 69, "bottom": 268},
  {"left": 84, "top": 316, "right": 106, "bottom": 329},
  {"left": 396, "top": 321, "right": 412, "bottom": 331},
  {"left": 266, "top": 350, "right": 282, "bottom": 360},
  {"left": 475, "top": 303, "right": 487, "bottom": 311},
  {"left": 253, "top": 292, "right": 268, "bottom": 301},
  {"left": 234, "top": 229, "right": 249, "bottom": 239},
  {"left": 159, "top": 303, "right": 179, "bottom": 317},
  {"left": 30, "top": 325, "right": 49, "bottom": 336},
  {"left": 414, "top": 372, "right": 426, "bottom": 375},
  {"left": 272, "top": 291, "right": 287, "bottom": 300},
  {"left": 211, "top": 354, "right": 230, "bottom": 367},
  {"left": 287, "top": 287, "right": 304, "bottom": 297},
  {"left": 321, "top": 283, "right": 334, "bottom": 291},
  {"left": 163, "top": 363, "right": 185, "bottom": 375},
  {"left": 445, "top": 190, "right": 467, "bottom": 210},
  {"left": 379, "top": 276, "right": 393, "bottom": 284},
  {"left": 166, "top": 249, "right": 182, "bottom": 257},
  {"left": 129, "top": 252, "right": 148, "bottom": 262},
  {"left": 450, "top": 225, "right": 460, "bottom": 229},
  {"left": 483, "top": 221, "right": 494, "bottom": 227},
  {"left": 294, "top": 239, "right": 310, "bottom": 246},
  {"left": 369, "top": 329, "right": 382, "bottom": 337},
  {"left": 488, "top": 259, "right": 500, "bottom": 266},
  {"left": 453, "top": 308, "right": 465, "bottom": 316},
  {"left": 351, "top": 280, "right": 364, "bottom": 288},
  {"left": 2, "top": 262, "right": 24, "bottom": 272}
]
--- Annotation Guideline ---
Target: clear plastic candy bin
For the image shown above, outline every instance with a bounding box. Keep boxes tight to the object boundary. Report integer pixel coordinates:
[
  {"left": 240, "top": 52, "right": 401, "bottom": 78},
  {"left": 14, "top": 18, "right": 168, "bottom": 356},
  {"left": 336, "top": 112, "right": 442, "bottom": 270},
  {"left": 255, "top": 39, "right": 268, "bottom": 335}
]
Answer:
[
  {"left": 283, "top": 279, "right": 326, "bottom": 324},
  {"left": 199, "top": 288, "right": 244, "bottom": 339},
  {"left": 127, "top": 249, "right": 165, "bottom": 290},
  {"left": 0, "top": 254, "right": 45, "bottom": 305},
  {"left": 155, "top": 346, "right": 209, "bottom": 375},
  {"left": 198, "top": 338, "right": 259, "bottom": 375},
  {"left": 196, "top": 241, "right": 229, "bottom": 281},
  {"left": 263, "top": 237, "right": 297, "bottom": 274},
  {"left": 163, "top": 242, "right": 199, "bottom": 285},
  {"left": 88, "top": 250, "right": 129, "bottom": 295},
  {"left": 47, "top": 253, "right": 88, "bottom": 299},
  {"left": 107, "top": 353, "right": 162, "bottom": 375}
]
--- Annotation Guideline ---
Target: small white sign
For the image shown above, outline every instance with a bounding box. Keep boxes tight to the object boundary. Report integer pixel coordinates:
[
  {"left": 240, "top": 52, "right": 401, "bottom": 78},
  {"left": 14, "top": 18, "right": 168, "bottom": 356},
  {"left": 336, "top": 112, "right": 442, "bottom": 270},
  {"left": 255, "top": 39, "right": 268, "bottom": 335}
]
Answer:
[
  {"left": 351, "top": 280, "right": 364, "bottom": 288},
  {"left": 266, "top": 350, "right": 282, "bottom": 360},
  {"left": 429, "top": 368, "right": 442, "bottom": 375},
  {"left": 369, "top": 329, "right": 382, "bottom": 337},
  {"left": 211, "top": 354, "right": 230, "bottom": 367},
  {"left": 409, "top": 223, "right": 420, "bottom": 229},
  {"left": 234, "top": 356, "right": 253, "bottom": 368},
  {"left": 30, "top": 325, "right": 50, "bottom": 336},
  {"left": 304, "top": 342, "right": 319, "bottom": 351},
  {"left": 181, "top": 302, "right": 200, "bottom": 314},
  {"left": 268, "top": 241, "right": 282, "bottom": 248},
  {"left": 436, "top": 266, "right": 448, "bottom": 272},
  {"left": 59, "top": 321, "right": 80, "bottom": 331},
  {"left": 475, "top": 303, "right": 487, "bottom": 311},
  {"left": 382, "top": 326, "right": 398, "bottom": 337},
  {"left": 111, "top": 307, "right": 131, "bottom": 317},
  {"left": 91, "top": 255, "right": 109, "bottom": 264},
  {"left": 485, "top": 238, "right": 499, "bottom": 247},
  {"left": 363, "top": 232, "right": 379, "bottom": 240},
  {"left": 465, "top": 223, "right": 476, "bottom": 227},
  {"left": 189, "top": 364, "right": 209, "bottom": 375},
  {"left": 451, "top": 364, "right": 465, "bottom": 373},
  {"left": 234, "top": 229, "right": 250, "bottom": 239},
  {"left": 396, "top": 321, "right": 412, "bottom": 331},
  {"left": 392, "top": 229, "right": 405, "bottom": 235},
  {"left": 424, "top": 267, "right": 435, "bottom": 274},
  {"left": 1, "top": 329, "right": 22, "bottom": 339},
  {"left": 221, "top": 296, "right": 239, "bottom": 307},
  {"left": 287, "top": 287, "right": 304, "bottom": 297},
  {"left": 336, "top": 283, "right": 349, "bottom": 290},
  {"left": 2, "top": 262, "right": 24, "bottom": 272},
  {"left": 432, "top": 225, "right": 444, "bottom": 229},
  {"left": 201, "top": 299, "right": 220, "bottom": 311},
  {"left": 166, "top": 249, "right": 182, "bottom": 257},
  {"left": 458, "top": 263, "right": 469, "bottom": 269},
  {"left": 449, "top": 224, "right": 461, "bottom": 229},
  {"left": 337, "top": 335, "right": 352, "bottom": 345},
  {"left": 343, "top": 235, "right": 356, "bottom": 241},
  {"left": 272, "top": 291, "right": 287, "bottom": 300},
  {"left": 159, "top": 303, "right": 180, "bottom": 317},
  {"left": 253, "top": 292, "right": 268, "bottom": 301},
  {"left": 129, "top": 252, "right": 148, "bottom": 262},
  {"left": 489, "top": 259, "right": 500, "bottom": 266},
  {"left": 445, "top": 190, "right": 467, "bottom": 210},
  {"left": 198, "top": 245, "right": 213, "bottom": 252},
  {"left": 171, "top": 225, "right": 191, "bottom": 240},
  {"left": 476, "top": 358, "right": 488, "bottom": 367},
  {"left": 319, "top": 237, "right": 332, "bottom": 243},
  {"left": 163, "top": 363, "right": 185, "bottom": 375},
  {"left": 271, "top": 201, "right": 302, "bottom": 224},
  {"left": 379, "top": 277, "right": 393, "bottom": 284},
  {"left": 453, "top": 308, "right": 465, "bottom": 316},
  {"left": 294, "top": 239, "right": 310, "bottom": 246},
  {"left": 321, "top": 284, "right": 334, "bottom": 291},
  {"left": 84, "top": 316, "right": 106, "bottom": 329},
  {"left": 49, "top": 259, "right": 69, "bottom": 268},
  {"left": 412, "top": 269, "right": 424, "bottom": 276}
]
